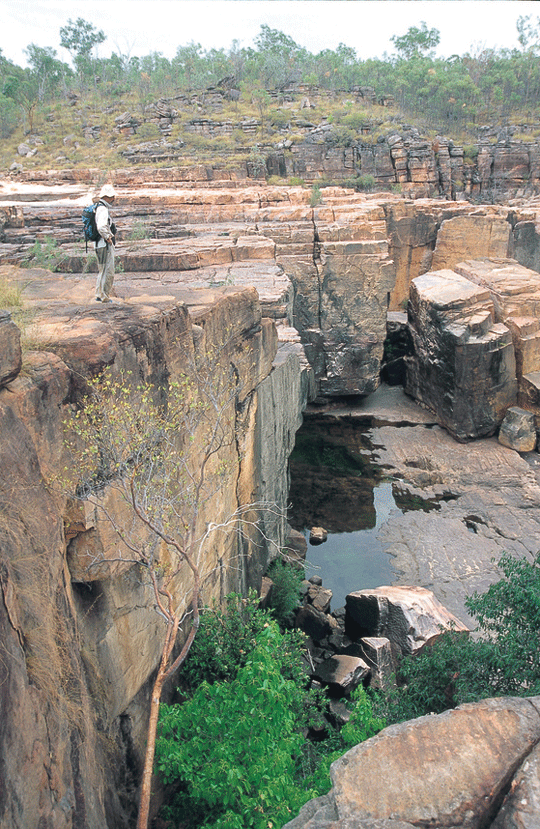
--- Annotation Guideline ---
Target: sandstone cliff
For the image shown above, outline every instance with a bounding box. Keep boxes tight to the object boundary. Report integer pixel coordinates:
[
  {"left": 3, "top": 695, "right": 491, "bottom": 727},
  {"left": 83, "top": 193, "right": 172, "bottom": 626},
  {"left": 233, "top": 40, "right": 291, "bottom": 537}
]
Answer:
[
  {"left": 3, "top": 169, "right": 540, "bottom": 827},
  {"left": 0, "top": 260, "right": 311, "bottom": 827}
]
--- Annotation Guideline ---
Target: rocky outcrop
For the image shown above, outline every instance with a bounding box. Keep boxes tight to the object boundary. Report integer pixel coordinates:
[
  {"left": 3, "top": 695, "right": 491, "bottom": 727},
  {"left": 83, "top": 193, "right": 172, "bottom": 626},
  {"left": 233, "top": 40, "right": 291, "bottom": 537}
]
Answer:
[
  {"left": 285, "top": 696, "right": 540, "bottom": 829},
  {"left": 0, "top": 264, "right": 312, "bottom": 827},
  {"left": 405, "top": 268, "right": 517, "bottom": 441},
  {"left": 405, "top": 257, "right": 540, "bottom": 439}
]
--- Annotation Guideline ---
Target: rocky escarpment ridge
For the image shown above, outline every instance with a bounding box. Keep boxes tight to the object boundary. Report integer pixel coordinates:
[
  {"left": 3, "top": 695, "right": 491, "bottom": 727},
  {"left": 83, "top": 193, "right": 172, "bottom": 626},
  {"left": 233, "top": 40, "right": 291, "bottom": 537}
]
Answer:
[
  {"left": 3, "top": 172, "right": 540, "bottom": 409},
  {"left": 9, "top": 80, "right": 540, "bottom": 202},
  {"left": 0, "top": 257, "right": 312, "bottom": 827}
]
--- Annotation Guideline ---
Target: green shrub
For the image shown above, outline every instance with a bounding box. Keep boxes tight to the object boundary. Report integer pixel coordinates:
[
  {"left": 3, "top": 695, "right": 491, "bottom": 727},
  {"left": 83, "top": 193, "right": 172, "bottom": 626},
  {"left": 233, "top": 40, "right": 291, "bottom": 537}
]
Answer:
[
  {"left": 356, "top": 174, "right": 376, "bottom": 192},
  {"left": 180, "top": 590, "right": 307, "bottom": 693},
  {"left": 463, "top": 144, "right": 479, "bottom": 163},
  {"left": 157, "top": 623, "right": 316, "bottom": 829},
  {"left": 309, "top": 183, "right": 322, "bottom": 208},
  {"left": 127, "top": 220, "right": 152, "bottom": 240},
  {"left": 21, "top": 237, "right": 67, "bottom": 272},
  {"left": 375, "top": 551, "right": 540, "bottom": 724},
  {"left": 179, "top": 591, "right": 272, "bottom": 691},
  {"left": 298, "top": 686, "right": 386, "bottom": 795},
  {"left": 266, "top": 559, "right": 304, "bottom": 626},
  {"left": 157, "top": 592, "right": 387, "bottom": 827}
]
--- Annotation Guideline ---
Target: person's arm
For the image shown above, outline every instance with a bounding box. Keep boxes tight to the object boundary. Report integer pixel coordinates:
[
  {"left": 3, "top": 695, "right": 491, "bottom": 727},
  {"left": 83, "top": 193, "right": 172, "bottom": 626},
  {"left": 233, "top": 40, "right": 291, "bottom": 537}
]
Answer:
[{"left": 95, "top": 204, "right": 114, "bottom": 244}]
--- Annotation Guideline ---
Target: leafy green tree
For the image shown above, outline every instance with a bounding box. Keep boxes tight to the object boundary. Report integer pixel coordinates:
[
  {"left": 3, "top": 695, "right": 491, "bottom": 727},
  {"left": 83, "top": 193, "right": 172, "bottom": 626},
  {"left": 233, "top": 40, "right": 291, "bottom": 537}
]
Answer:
[
  {"left": 179, "top": 590, "right": 281, "bottom": 690},
  {"left": 60, "top": 17, "right": 105, "bottom": 64},
  {"left": 265, "top": 559, "right": 303, "bottom": 627},
  {"left": 3, "top": 69, "right": 40, "bottom": 132},
  {"left": 517, "top": 15, "right": 540, "bottom": 52},
  {"left": 24, "top": 44, "right": 71, "bottom": 100},
  {"left": 0, "top": 92, "right": 18, "bottom": 138},
  {"left": 245, "top": 25, "right": 308, "bottom": 89},
  {"left": 59, "top": 17, "right": 105, "bottom": 82},
  {"left": 157, "top": 623, "right": 314, "bottom": 829},
  {"left": 391, "top": 22, "right": 441, "bottom": 60}
]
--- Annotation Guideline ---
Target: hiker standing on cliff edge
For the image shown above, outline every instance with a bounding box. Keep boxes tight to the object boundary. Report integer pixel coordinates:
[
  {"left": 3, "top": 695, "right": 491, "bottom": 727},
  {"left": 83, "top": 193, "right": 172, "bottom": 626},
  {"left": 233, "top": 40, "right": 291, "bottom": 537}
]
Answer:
[{"left": 95, "top": 184, "right": 117, "bottom": 302}]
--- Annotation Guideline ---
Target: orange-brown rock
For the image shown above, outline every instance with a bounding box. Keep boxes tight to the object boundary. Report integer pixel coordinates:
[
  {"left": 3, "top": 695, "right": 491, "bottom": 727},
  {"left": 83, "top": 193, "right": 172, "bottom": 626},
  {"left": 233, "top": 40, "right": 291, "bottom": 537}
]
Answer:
[{"left": 285, "top": 697, "right": 540, "bottom": 829}]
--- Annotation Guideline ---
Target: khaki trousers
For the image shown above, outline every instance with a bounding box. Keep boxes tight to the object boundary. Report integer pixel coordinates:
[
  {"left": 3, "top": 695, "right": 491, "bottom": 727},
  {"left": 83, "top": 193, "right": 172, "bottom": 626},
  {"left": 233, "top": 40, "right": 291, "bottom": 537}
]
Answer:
[{"left": 95, "top": 244, "right": 115, "bottom": 300}]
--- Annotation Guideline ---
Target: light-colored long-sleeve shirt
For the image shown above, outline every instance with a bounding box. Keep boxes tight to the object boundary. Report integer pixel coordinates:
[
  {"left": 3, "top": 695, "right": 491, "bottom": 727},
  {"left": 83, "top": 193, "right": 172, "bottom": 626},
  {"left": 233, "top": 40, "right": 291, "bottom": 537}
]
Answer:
[{"left": 95, "top": 201, "right": 113, "bottom": 247}]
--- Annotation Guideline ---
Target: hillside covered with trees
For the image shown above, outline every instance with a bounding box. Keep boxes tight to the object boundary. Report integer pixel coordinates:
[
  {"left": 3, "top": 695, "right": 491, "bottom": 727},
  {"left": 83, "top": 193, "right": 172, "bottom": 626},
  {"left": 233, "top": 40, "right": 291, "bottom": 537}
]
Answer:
[{"left": 2, "top": 14, "right": 540, "bottom": 175}]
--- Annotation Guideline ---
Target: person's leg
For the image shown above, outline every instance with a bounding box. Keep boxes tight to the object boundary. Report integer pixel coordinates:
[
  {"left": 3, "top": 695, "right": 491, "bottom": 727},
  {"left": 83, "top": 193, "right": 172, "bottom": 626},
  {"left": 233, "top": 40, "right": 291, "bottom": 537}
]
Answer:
[
  {"left": 102, "top": 245, "right": 115, "bottom": 299},
  {"left": 95, "top": 246, "right": 109, "bottom": 300}
]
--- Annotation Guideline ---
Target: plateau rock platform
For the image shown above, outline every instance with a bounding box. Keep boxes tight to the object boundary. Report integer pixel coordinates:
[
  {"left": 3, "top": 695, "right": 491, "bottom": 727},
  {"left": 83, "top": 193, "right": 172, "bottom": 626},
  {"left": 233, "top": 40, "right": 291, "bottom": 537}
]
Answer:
[{"left": 3, "top": 169, "right": 540, "bottom": 827}]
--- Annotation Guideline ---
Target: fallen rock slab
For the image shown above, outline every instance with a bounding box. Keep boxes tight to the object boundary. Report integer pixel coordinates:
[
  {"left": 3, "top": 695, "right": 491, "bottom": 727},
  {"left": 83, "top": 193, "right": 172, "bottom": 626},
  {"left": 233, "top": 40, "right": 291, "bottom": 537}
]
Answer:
[
  {"left": 345, "top": 585, "right": 468, "bottom": 655},
  {"left": 313, "top": 655, "right": 370, "bottom": 697}
]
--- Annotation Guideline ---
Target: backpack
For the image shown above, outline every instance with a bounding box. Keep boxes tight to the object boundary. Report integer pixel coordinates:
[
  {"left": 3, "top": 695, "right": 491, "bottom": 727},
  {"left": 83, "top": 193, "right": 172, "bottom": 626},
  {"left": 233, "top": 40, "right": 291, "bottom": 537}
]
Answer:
[{"left": 82, "top": 202, "right": 100, "bottom": 251}]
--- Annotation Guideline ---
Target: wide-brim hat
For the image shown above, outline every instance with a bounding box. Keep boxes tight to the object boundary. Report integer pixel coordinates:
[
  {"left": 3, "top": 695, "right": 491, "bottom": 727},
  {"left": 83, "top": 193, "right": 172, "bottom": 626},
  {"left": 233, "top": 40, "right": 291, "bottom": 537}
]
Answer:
[{"left": 99, "top": 184, "right": 116, "bottom": 198}]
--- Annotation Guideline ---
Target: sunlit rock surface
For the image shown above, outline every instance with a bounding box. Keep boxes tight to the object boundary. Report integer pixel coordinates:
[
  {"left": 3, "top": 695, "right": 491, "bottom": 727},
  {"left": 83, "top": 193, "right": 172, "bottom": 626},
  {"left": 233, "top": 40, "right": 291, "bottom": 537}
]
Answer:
[{"left": 285, "top": 697, "right": 540, "bottom": 829}]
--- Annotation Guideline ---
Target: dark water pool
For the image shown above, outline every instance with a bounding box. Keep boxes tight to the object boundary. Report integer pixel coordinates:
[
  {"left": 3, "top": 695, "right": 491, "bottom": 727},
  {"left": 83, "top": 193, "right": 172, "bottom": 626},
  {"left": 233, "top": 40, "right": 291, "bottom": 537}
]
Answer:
[
  {"left": 299, "top": 482, "right": 400, "bottom": 609},
  {"left": 287, "top": 415, "right": 403, "bottom": 609}
]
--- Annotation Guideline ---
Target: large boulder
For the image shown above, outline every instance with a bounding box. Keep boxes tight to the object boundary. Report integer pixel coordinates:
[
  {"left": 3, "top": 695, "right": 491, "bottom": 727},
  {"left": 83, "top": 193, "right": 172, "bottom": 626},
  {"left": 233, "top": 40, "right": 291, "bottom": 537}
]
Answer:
[
  {"left": 345, "top": 585, "right": 468, "bottom": 655},
  {"left": 405, "top": 268, "right": 517, "bottom": 440},
  {"left": 284, "top": 697, "right": 540, "bottom": 829}
]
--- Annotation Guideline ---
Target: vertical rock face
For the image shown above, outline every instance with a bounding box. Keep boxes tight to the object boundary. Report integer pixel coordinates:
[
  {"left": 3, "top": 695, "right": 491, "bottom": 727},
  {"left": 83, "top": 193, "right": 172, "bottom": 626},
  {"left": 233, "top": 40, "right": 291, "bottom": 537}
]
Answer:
[
  {"left": 455, "top": 258, "right": 540, "bottom": 415},
  {"left": 405, "top": 269, "right": 517, "bottom": 440},
  {"left": 431, "top": 215, "right": 511, "bottom": 271},
  {"left": 0, "top": 283, "right": 309, "bottom": 829},
  {"left": 270, "top": 199, "right": 396, "bottom": 398}
]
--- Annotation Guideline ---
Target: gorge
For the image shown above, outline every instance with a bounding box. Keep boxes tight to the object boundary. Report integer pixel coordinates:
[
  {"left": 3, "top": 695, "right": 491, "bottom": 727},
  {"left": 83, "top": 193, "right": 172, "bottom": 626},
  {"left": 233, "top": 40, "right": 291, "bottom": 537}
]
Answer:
[{"left": 3, "top": 161, "right": 540, "bottom": 828}]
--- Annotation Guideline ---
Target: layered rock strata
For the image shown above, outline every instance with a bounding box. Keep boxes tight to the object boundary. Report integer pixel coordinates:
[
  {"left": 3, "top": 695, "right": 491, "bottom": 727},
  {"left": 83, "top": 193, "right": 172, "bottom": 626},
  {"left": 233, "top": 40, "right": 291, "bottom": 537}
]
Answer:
[
  {"left": 405, "top": 258, "right": 540, "bottom": 439},
  {"left": 5, "top": 175, "right": 540, "bottom": 402},
  {"left": 0, "top": 263, "right": 311, "bottom": 828}
]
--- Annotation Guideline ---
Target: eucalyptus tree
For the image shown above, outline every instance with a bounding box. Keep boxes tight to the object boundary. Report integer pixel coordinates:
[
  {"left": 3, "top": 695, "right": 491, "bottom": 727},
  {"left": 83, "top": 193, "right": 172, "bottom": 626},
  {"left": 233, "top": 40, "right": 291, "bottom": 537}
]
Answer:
[
  {"left": 24, "top": 44, "right": 71, "bottom": 100},
  {"left": 59, "top": 17, "right": 106, "bottom": 88},
  {"left": 391, "top": 22, "right": 441, "bottom": 60}
]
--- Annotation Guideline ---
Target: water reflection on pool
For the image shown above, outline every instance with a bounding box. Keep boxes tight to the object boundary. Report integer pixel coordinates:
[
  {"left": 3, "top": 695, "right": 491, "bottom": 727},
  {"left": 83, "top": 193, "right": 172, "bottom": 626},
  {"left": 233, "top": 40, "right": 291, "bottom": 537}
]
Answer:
[
  {"left": 287, "top": 415, "right": 403, "bottom": 610},
  {"left": 300, "top": 481, "right": 400, "bottom": 610}
]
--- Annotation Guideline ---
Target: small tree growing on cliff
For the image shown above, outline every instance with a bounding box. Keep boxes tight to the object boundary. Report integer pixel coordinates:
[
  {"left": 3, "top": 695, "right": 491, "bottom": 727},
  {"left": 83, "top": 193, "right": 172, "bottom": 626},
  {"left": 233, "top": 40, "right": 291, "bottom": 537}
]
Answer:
[{"left": 62, "top": 344, "right": 275, "bottom": 829}]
